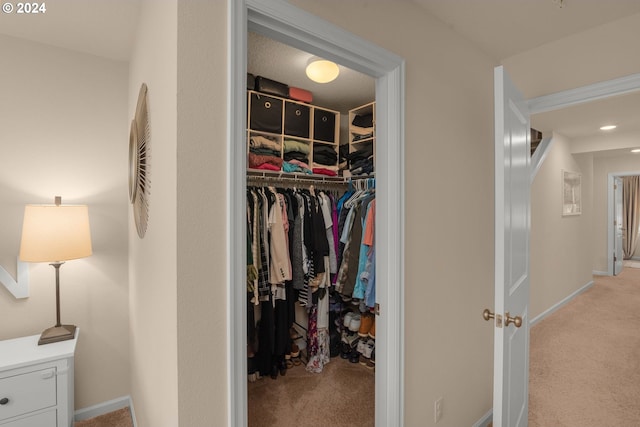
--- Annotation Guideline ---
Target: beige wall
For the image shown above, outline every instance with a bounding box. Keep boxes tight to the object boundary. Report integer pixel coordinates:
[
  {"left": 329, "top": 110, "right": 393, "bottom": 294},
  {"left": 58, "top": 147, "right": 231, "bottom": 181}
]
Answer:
[
  {"left": 176, "top": 1, "right": 228, "bottom": 425},
  {"left": 0, "top": 35, "right": 130, "bottom": 408},
  {"left": 127, "top": 0, "right": 179, "bottom": 425},
  {"left": 164, "top": 0, "right": 498, "bottom": 425},
  {"left": 529, "top": 134, "right": 594, "bottom": 320},
  {"left": 591, "top": 154, "right": 640, "bottom": 271}
]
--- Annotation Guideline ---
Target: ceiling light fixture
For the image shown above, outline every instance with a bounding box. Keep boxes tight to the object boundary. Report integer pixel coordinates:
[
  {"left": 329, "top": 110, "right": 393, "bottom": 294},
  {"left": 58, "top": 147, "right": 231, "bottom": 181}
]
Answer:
[
  {"left": 305, "top": 57, "right": 339, "bottom": 84},
  {"left": 600, "top": 125, "right": 617, "bottom": 131},
  {"left": 631, "top": 149, "right": 640, "bottom": 153}
]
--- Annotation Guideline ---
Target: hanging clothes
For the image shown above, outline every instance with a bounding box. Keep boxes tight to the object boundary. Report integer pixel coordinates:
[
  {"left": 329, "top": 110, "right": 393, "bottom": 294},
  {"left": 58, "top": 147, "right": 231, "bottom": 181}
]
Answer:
[{"left": 246, "top": 178, "right": 375, "bottom": 376}]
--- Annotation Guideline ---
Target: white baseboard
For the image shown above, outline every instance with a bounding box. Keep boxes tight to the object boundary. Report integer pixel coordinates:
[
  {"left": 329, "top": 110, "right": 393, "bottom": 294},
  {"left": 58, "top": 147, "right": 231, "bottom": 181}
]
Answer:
[
  {"left": 75, "top": 395, "right": 136, "bottom": 426},
  {"left": 530, "top": 280, "right": 594, "bottom": 326},
  {"left": 472, "top": 409, "right": 493, "bottom": 427},
  {"left": 592, "top": 270, "right": 609, "bottom": 276}
]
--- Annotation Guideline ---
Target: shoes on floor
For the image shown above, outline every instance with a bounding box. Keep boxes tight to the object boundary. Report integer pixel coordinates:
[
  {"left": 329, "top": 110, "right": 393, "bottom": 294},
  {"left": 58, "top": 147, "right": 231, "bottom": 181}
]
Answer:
[
  {"left": 343, "top": 311, "right": 356, "bottom": 329},
  {"left": 368, "top": 318, "right": 376, "bottom": 339},
  {"left": 358, "top": 313, "right": 374, "bottom": 337},
  {"left": 359, "top": 339, "right": 375, "bottom": 366},
  {"left": 291, "top": 343, "right": 300, "bottom": 358},
  {"left": 290, "top": 327, "right": 302, "bottom": 341},
  {"left": 348, "top": 314, "right": 361, "bottom": 332}
]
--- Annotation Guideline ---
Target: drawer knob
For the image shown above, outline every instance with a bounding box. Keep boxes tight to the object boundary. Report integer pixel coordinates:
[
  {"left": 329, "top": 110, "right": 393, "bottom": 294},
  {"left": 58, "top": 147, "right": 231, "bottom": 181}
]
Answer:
[{"left": 0, "top": 397, "right": 9, "bottom": 405}]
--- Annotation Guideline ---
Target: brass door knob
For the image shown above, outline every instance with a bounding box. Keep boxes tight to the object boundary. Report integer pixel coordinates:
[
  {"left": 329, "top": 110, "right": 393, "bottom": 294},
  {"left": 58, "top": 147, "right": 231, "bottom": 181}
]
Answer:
[
  {"left": 482, "top": 309, "right": 495, "bottom": 321},
  {"left": 505, "top": 312, "right": 522, "bottom": 328}
]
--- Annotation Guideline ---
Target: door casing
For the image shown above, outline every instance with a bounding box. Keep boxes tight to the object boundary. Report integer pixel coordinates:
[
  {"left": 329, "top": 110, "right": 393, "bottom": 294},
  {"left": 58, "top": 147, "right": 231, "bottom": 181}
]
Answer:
[
  {"left": 608, "top": 171, "right": 640, "bottom": 275},
  {"left": 228, "top": 1, "right": 406, "bottom": 426}
]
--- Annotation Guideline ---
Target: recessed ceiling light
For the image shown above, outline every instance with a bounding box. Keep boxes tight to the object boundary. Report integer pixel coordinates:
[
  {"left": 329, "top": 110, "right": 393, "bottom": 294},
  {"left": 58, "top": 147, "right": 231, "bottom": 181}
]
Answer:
[
  {"left": 631, "top": 149, "right": 640, "bottom": 153},
  {"left": 600, "top": 125, "right": 617, "bottom": 131}
]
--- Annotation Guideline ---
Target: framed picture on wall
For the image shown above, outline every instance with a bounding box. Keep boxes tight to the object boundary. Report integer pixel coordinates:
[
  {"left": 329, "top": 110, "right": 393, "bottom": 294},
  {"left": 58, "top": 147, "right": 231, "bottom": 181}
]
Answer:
[{"left": 562, "top": 170, "right": 582, "bottom": 216}]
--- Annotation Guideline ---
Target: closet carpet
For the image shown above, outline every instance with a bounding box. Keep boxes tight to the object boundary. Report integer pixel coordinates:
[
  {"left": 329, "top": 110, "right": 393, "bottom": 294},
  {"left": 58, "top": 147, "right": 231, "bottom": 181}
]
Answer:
[
  {"left": 248, "top": 356, "right": 375, "bottom": 427},
  {"left": 529, "top": 267, "right": 640, "bottom": 426}
]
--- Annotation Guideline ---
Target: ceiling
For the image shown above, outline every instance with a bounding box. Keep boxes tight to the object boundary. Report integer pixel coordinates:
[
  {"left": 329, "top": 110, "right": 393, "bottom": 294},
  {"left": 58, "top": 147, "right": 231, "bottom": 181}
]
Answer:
[
  {"left": 411, "top": 0, "right": 640, "bottom": 62},
  {"left": 0, "top": 0, "right": 139, "bottom": 62},
  {"left": 248, "top": 32, "right": 375, "bottom": 113},
  {"left": 0, "top": 0, "right": 637, "bottom": 149}
]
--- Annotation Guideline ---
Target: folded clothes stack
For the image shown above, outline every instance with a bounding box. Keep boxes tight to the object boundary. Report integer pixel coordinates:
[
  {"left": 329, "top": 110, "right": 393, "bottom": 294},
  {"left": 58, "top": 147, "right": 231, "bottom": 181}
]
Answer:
[
  {"left": 313, "top": 144, "right": 338, "bottom": 166},
  {"left": 283, "top": 139, "right": 310, "bottom": 168},
  {"left": 346, "top": 141, "right": 374, "bottom": 176},
  {"left": 249, "top": 135, "right": 283, "bottom": 170},
  {"left": 351, "top": 113, "right": 374, "bottom": 143}
]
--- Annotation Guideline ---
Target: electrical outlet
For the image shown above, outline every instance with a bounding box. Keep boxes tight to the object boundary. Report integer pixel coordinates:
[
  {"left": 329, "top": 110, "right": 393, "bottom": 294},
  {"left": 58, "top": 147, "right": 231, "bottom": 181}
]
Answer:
[{"left": 434, "top": 397, "right": 443, "bottom": 423}]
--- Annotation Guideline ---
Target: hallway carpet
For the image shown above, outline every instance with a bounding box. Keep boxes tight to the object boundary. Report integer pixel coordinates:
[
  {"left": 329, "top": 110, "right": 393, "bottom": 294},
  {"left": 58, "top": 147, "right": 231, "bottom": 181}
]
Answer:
[
  {"left": 248, "top": 356, "right": 374, "bottom": 427},
  {"left": 529, "top": 268, "right": 640, "bottom": 426},
  {"left": 73, "top": 407, "right": 133, "bottom": 427}
]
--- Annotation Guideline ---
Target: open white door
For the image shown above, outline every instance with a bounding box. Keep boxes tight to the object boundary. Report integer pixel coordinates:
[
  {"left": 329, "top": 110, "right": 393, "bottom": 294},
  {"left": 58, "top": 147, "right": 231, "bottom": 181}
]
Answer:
[
  {"left": 614, "top": 177, "right": 624, "bottom": 275},
  {"left": 491, "top": 66, "right": 530, "bottom": 427}
]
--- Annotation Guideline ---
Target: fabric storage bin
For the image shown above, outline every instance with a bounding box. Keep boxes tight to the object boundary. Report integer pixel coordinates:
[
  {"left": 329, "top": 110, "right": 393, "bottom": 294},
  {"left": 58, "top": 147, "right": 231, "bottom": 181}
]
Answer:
[
  {"left": 250, "top": 92, "right": 283, "bottom": 134},
  {"left": 284, "top": 101, "right": 310, "bottom": 138},
  {"left": 255, "top": 76, "right": 289, "bottom": 98},
  {"left": 289, "top": 87, "right": 313, "bottom": 103},
  {"left": 313, "top": 108, "right": 336, "bottom": 143}
]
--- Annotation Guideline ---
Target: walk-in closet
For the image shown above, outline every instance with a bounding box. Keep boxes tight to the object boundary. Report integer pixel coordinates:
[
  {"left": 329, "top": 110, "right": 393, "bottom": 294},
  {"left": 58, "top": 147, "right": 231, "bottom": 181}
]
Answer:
[{"left": 245, "top": 31, "right": 378, "bottom": 426}]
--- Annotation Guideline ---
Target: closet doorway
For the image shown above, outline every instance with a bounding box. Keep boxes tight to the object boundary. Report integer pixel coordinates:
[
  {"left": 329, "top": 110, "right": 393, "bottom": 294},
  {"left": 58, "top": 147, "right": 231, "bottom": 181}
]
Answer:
[
  {"left": 246, "top": 30, "right": 377, "bottom": 426},
  {"left": 229, "top": 1, "right": 405, "bottom": 427}
]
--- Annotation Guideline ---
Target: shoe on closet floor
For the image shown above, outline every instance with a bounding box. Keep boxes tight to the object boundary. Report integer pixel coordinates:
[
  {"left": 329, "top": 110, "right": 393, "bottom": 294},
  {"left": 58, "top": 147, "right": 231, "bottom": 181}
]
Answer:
[
  {"left": 343, "top": 311, "right": 356, "bottom": 329},
  {"left": 349, "top": 350, "right": 360, "bottom": 364},
  {"left": 348, "top": 314, "right": 361, "bottom": 332},
  {"left": 368, "top": 318, "right": 376, "bottom": 339},
  {"left": 270, "top": 365, "right": 279, "bottom": 380},
  {"left": 358, "top": 313, "right": 374, "bottom": 337},
  {"left": 290, "top": 327, "right": 302, "bottom": 341},
  {"left": 366, "top": 350, "right": 375, "bottom": 370}
]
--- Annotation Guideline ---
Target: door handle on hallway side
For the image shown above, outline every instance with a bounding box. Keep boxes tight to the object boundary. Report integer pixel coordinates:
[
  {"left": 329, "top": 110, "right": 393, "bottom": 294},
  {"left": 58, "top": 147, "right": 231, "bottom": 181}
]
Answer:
[{"left": 482, "top": 309, "right": 495, "bottom": 321}]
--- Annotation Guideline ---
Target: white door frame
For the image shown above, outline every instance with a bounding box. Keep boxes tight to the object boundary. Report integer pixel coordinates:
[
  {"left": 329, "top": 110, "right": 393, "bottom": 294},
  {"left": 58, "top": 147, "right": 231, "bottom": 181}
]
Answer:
[
  {"left": 608, "top": 171, "right": 640, "bottom": 275},
  {"left": 227, "top": 1, "right": 406, "bottom": 426}
]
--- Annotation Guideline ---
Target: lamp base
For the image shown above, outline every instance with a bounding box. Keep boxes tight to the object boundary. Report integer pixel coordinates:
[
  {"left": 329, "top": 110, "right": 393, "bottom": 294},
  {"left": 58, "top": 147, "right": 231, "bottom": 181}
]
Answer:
[{"left": 38, "top": 324, "right": 77, "bottom": 345}]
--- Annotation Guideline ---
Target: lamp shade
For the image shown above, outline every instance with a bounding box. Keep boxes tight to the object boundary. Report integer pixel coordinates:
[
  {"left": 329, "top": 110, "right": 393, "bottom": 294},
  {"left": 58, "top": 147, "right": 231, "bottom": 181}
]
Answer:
[{"left": 19, "top": 204, "right": 92, "bottom": 263}]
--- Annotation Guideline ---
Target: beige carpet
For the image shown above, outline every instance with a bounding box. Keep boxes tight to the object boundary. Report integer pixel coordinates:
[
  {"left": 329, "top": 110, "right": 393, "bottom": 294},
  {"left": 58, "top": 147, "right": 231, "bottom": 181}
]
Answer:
[
  {"left": 529, "top": 267, "right": 640, "bottom": 426},
  {"left": 74, "top": 407, "right": 133, "bottom": 427},
  {"left": 248, "top": 356, "right": 374, "bottom": 427}
]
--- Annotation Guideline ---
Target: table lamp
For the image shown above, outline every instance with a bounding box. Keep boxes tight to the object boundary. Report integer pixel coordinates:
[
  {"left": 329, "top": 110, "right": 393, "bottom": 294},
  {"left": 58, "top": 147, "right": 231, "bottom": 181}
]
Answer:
[{"left": 19, "top": 196, "right": 92, "bottom": 345}]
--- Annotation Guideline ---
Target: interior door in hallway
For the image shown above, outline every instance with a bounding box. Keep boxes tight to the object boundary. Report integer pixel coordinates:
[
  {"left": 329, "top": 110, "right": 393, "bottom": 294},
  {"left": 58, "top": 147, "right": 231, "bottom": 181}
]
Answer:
[
  {"left": 614, "top": 176, "right": 624, "bottom": 275},
  {"left": 493, "top": 66, "right": 531, "bottom": 427}
]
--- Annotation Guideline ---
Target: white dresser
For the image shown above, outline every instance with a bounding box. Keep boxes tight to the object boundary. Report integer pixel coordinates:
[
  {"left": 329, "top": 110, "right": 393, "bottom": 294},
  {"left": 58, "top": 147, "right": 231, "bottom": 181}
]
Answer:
[{"left": 0, "top": 331, "right": 78, "bottom": 427}]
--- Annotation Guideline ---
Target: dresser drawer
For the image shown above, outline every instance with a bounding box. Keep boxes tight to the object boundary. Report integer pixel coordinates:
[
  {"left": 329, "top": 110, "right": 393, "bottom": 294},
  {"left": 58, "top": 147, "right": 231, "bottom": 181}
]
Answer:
[
  {"left": 0, "top": 368, "right": 56, "bottom": 421},
  {"left": 0, "top": 409, "right": 57, "bottom": 427}
]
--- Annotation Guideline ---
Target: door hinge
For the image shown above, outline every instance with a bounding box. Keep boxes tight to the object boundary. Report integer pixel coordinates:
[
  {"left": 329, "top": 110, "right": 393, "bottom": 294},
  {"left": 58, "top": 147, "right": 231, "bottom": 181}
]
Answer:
[{"left": 375, "top": 303, "right": 381, "bottom": 316}]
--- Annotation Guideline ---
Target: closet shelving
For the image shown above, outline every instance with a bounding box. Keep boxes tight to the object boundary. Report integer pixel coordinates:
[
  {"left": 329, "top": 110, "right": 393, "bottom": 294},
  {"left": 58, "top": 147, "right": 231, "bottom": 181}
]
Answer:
[
  {"left": 247, "top": 90, "right": 341, "bottom": 175},
  {"left": 347, "top": 102, "right": 375, "bottom": 177}
]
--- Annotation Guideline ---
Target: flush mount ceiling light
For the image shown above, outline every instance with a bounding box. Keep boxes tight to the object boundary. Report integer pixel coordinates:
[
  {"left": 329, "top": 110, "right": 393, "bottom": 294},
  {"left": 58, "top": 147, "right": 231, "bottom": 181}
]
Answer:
[
  {"left": 631, "top": 149, "right": 640, "bottom": 153},
  {"left": 600, "top": 125, "right": 617, "bottom": 131},
  {"left": 305, "top": 57, "right": 339, "bottom": 84}
]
